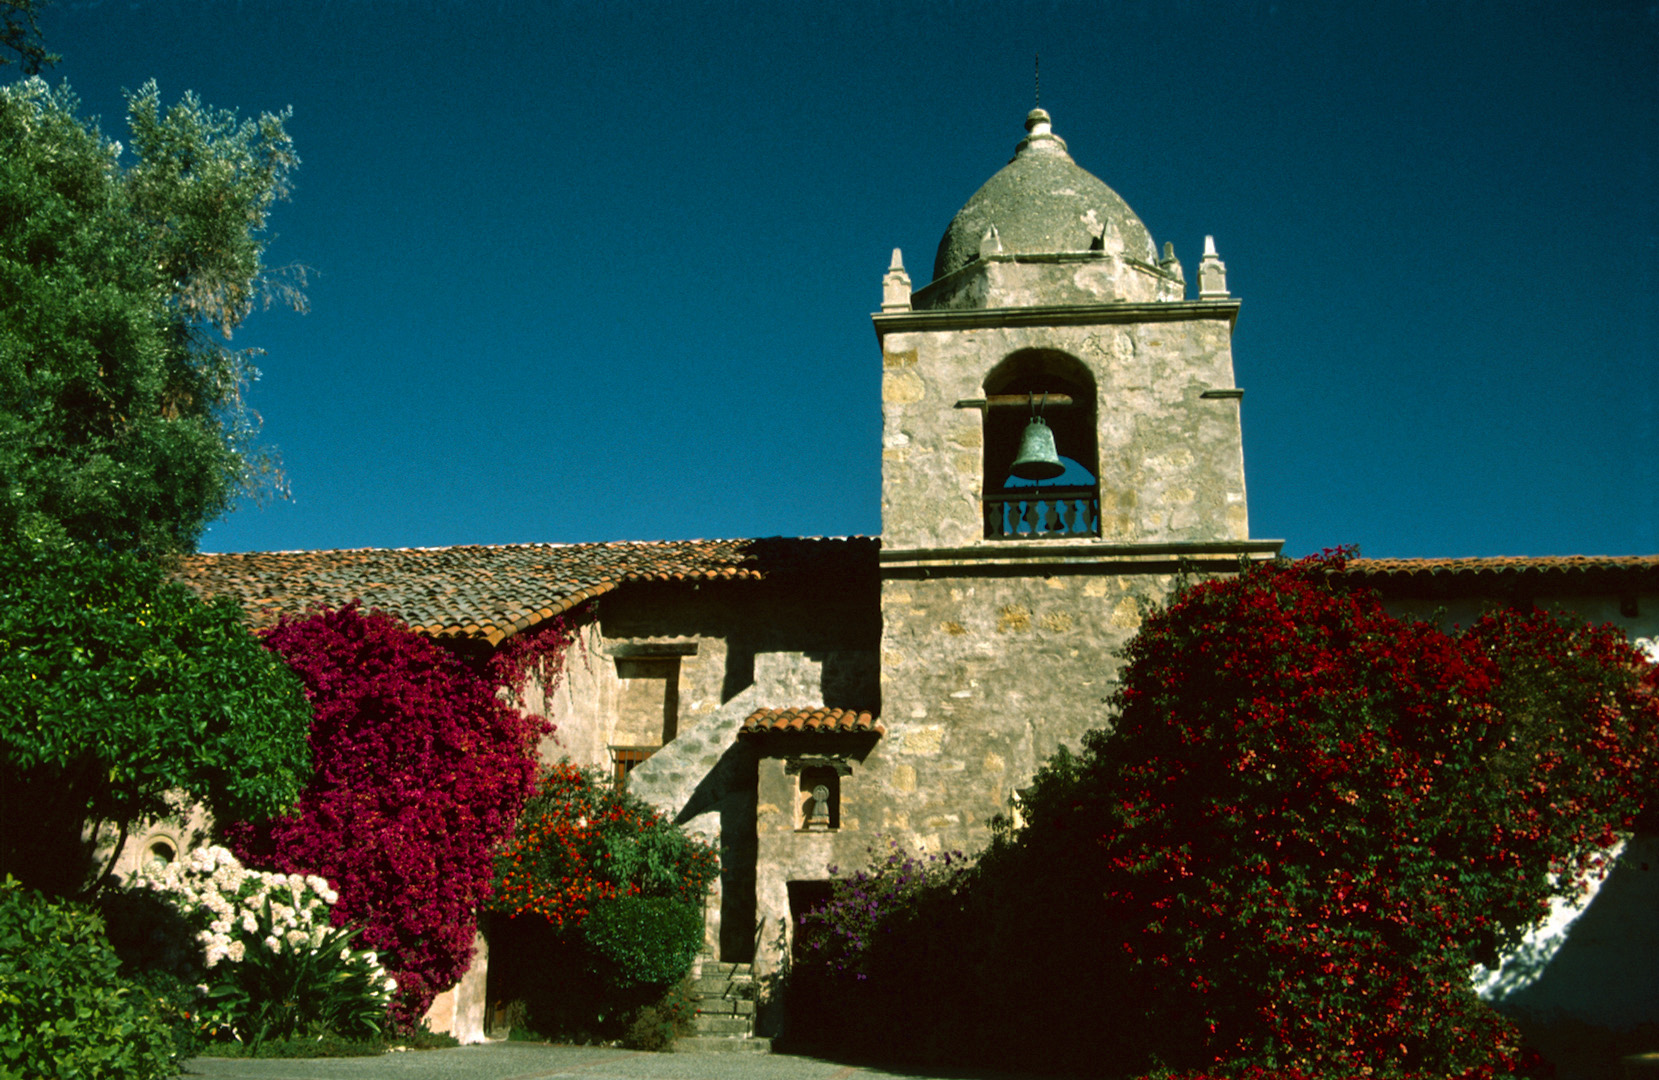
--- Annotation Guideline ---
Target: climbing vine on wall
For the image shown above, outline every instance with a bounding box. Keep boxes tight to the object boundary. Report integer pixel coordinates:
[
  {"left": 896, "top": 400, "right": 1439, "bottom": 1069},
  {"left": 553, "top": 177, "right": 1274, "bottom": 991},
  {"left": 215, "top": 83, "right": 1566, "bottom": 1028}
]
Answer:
[{"left": 489, "top": 603, "right": 591, "bottom": 714}]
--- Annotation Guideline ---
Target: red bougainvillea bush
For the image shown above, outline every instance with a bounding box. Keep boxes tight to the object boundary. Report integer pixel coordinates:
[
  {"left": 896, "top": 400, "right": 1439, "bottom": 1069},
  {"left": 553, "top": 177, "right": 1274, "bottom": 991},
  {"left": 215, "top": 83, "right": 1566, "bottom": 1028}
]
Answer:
[
  {"left": 230, "top": 605, "right": 551, "bottom": 1028},
  {"left": 789, "top": 552, "right": 1657, "bottom": 1080},
  {"left": 1018, "top": 552, "right": 1657, "bottom": 1077}
]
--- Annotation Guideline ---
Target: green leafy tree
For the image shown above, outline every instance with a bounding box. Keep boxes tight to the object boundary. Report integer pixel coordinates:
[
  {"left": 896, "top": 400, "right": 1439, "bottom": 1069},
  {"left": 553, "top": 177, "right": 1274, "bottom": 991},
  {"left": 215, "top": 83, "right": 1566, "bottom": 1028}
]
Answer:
[
  {"left": 0, "top": 75, "right": 300, "bottom": 555},
  {"left": 0, "top": 542, "right": 314, "bottom": 899}
]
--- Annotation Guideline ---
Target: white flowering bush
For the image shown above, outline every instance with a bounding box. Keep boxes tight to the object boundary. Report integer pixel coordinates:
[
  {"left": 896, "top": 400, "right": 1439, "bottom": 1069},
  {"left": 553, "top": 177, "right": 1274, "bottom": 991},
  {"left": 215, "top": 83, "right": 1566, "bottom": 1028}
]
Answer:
[{"left": 136, "top": 846, "right": 395, "bottom": 1049}]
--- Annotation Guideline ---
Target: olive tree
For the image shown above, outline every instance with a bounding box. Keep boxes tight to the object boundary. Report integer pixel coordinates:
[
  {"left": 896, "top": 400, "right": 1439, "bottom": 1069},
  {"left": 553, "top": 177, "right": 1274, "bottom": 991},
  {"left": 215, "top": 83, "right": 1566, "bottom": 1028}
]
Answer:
[{"left": 0, "top": 75, "right": 299, "bottom": 556}]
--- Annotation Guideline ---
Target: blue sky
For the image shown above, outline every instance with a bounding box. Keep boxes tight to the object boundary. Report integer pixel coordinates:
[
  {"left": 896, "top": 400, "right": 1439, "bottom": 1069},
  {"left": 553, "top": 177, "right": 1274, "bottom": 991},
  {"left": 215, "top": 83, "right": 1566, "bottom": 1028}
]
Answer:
[{"left": 35, "top": 0, "right": 1658, "bottom": 558}]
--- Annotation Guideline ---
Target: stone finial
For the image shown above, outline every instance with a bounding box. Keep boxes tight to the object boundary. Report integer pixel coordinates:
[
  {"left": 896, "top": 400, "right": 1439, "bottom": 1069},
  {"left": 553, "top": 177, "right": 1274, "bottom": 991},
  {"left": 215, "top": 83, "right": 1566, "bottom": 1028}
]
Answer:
[
  {"left": 978, "top": 224, "right": 1004, "bottom": 260},
  {"left": 1158, "top": 240, "right": 1186, "bottom": 301},
  {"left": 1015, "top": 107, "right": 1068, "bottom": 156},
  {"left": 1198, "top": 235, "right": 1228, "bottom": 298},
  {"left": 881, "top": 248, "right": 912, "bottom": 312}
]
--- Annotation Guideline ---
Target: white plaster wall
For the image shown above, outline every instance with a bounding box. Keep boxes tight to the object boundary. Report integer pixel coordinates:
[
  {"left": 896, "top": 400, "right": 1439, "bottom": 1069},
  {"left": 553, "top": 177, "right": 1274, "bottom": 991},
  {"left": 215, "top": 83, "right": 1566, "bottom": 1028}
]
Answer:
[{"left": 1475, "top": 835, "right": 1659, "bottom": 1030}]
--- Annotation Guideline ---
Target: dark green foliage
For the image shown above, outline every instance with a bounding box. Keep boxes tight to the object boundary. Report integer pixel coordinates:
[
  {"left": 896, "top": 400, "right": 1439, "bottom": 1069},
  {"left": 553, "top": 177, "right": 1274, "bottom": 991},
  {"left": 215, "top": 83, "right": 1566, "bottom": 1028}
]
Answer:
[
  {"left": 190, "top": 1023, "right": 458, "bottom": 1058},
  {"left": 582, "top": 896, "right": 704, "bottom": 991},
  {"left": 97, "top": 884, "right": 200, "bottom": 985},
  {"left": 0, "top": 76, "right": 298, "bottom": 555},
  {"left": 0, "top": 542, "right": 313, "bottom": 897},
  {"left": 488, "top": 765, "right": 718, "bottom": 1044},
  {"left": 487, "top": 915, "right": 619, "bottom": 1044},
  {"left": 621, "top": 979, "right": 698, "bottom": 1052},
  {"left": 191, "top": 1035, "right": 385, "bottom": 1059},
  {"left": 0, "top": 878, "right": 176, "bottom": 1080},
  {"left": 120, "top": 968, "right": 208, "bottom": 1062},
  {"left": 486, "top": 899, "right": 702, "bottom": 1045}
]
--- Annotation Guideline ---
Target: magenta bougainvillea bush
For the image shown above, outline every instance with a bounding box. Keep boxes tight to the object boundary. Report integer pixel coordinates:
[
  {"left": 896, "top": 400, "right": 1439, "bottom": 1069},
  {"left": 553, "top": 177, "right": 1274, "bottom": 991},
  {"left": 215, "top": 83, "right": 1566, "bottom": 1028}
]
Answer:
[
  {"left": 231, "top": 605, "right": 551, "bottom": 1028},
  {"left": 789, "top": 552, "right": 1658, "bottom": 1079}
]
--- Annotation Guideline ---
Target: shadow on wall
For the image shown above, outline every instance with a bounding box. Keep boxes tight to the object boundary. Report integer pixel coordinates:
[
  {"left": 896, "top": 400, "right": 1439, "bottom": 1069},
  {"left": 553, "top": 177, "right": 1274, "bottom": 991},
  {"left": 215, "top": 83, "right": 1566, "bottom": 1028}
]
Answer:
[
  {"left": 676, "top": 740, "right": 760, "bottom": 963},
  {"left": 721, "top": 646, "right": 879, "bottom": 711},
  {"left": 1477, "top": 833, "right": 1659, "bottom": 1031}
]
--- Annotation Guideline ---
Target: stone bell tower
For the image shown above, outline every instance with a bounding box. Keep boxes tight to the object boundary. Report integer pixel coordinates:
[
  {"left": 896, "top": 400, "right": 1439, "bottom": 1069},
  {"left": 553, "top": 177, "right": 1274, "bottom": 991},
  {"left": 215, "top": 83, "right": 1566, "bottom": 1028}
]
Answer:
[{"left": 865, "top": 109, "right": 1280, "bottom": 856}]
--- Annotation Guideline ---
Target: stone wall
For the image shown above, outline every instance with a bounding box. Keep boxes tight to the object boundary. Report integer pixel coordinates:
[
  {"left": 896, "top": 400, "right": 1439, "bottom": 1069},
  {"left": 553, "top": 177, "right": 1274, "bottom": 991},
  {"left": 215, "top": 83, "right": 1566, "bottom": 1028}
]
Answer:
[{"left": 589, "top": 558, "right": 881, "bottom": 967}]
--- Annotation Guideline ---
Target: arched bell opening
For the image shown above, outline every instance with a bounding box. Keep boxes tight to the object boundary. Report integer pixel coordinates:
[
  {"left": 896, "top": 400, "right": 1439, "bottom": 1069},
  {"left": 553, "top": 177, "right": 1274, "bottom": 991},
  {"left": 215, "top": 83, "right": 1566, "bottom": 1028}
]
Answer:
[{"left": 982, "top": 350, "right": 1101, "bottom": 540}]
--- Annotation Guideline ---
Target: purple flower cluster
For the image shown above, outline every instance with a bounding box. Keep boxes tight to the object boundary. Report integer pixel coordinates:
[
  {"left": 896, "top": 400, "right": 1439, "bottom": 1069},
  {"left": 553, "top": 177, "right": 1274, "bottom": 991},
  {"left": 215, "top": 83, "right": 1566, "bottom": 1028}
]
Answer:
[{"left": 796, "top": 839, "right": 968, "bottom": 982}]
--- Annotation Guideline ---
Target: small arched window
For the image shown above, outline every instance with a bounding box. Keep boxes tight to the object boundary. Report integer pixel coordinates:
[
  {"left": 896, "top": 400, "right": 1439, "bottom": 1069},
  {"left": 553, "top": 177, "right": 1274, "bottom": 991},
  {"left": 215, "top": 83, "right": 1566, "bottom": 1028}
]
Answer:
[{"left": 982, "top": 350, "right": 1100, "bottom": 539}]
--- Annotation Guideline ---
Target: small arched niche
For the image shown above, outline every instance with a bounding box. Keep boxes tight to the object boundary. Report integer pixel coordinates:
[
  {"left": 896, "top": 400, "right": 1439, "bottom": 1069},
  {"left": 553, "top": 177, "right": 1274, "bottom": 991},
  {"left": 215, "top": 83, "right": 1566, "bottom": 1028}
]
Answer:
[{"left": 982, "top": 349, "right": 1101, "bottom": 540}]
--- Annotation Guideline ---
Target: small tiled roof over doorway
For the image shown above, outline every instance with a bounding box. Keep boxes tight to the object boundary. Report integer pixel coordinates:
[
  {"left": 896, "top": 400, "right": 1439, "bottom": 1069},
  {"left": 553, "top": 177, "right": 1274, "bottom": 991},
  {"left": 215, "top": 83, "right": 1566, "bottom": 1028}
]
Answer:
[
  {"left": 740, "top": 707, "right": 883, "bottom": 736},
  {"left": 176, "top": 536, "right": 877, "bottom": 645}
]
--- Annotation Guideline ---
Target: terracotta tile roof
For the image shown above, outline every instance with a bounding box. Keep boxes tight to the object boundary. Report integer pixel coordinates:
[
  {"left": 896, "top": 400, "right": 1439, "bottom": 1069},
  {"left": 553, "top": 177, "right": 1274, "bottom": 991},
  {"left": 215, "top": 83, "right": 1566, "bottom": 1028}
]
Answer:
[
  {"left": 1344, "top": 554, "right": 1659, "bottom": 578},
  {"left": 176, "top": 537, "right": 876, "bottom": 646},
  {"left": 1338, "top": 555, "right": 1659, "bottom": 595},
  {"left": 740, "top": 707, "right": 883, "bottom": 736}
]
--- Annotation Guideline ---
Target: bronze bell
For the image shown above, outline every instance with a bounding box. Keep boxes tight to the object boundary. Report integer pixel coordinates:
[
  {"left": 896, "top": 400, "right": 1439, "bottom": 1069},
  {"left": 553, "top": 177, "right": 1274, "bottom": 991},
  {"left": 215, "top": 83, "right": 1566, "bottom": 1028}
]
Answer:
[{"left": 1010, "top": 417, "right": 1065, "bottom": 481}]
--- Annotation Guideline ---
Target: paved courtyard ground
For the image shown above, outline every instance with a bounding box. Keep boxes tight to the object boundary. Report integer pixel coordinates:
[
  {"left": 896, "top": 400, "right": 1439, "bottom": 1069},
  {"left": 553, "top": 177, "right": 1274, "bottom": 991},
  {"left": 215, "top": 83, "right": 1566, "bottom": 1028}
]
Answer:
[{"left": 179, "top": 1043, "right": 1061, "bottom": 1080}]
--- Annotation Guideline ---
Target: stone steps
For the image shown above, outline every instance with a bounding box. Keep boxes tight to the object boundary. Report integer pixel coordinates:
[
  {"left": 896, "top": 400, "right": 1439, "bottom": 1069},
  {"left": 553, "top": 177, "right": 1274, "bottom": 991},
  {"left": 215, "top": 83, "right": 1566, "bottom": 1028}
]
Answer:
[
  {"left": 673, "top": 955, "right": 768, "bottom": 1054},
  {"left": 674, "top": 1035, "right": 774, "bottom": 1054}
]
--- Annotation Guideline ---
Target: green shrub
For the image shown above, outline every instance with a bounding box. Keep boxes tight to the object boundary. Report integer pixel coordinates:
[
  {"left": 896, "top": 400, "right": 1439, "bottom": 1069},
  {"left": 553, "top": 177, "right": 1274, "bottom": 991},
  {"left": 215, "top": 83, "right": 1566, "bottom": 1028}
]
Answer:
[
  {"left": 0, "top": 878, "right": 175, "bottom": 1080},
  {"left": 488, "top": 765, "right": 718, "bottom": 1042},
  {"left": 582, "top": 896, "right": 704, "bottom": 990},
  {"left": 621, "top": 978, "right": 698, "bottom": 1051},
  {"left": 122, "top": 968, "right": 208, "bottom": 1061},
  {"left": 188, "top": 1021, "right": 459, "bottom": 1058},
  {"left": 486, "top": 916, "right": 622, "bottom": 1044}
]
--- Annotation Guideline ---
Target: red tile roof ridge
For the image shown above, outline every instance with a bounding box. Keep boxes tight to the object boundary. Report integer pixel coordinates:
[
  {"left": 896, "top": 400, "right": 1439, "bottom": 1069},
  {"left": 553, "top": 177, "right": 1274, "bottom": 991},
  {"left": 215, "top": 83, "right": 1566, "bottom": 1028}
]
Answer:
[
  {"left": 1345, "top": 554, "right": 1659, "bottom": 571},
  {"left": 195, "top": 534, "right": 877, "bottom": 557}
]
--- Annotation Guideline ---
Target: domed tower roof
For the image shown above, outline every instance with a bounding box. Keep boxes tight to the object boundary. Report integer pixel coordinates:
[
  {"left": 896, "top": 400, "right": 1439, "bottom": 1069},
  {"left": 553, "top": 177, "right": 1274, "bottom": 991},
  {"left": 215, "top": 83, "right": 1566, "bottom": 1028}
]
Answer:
[{"left": 931, "top": 109, "right": 1157, "bottom": 284}]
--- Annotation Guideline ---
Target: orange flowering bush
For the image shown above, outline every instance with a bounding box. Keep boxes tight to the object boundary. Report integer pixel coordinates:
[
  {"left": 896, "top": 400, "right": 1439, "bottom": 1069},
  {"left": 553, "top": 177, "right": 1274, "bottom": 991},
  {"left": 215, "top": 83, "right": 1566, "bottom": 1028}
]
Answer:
[
  {"left": 491, "top": 763, "right": 717, "bottom": 927},
  {"left": 488, "top": 764, "right": 718, "bottom": 1039}
]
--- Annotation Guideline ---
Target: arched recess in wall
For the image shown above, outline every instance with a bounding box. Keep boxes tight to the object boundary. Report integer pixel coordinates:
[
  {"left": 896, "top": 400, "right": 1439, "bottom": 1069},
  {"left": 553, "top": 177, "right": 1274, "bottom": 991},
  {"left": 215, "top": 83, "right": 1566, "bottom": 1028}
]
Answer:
[{"left": 982, "top": 349, "right": 1101, "bottom": 540}]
